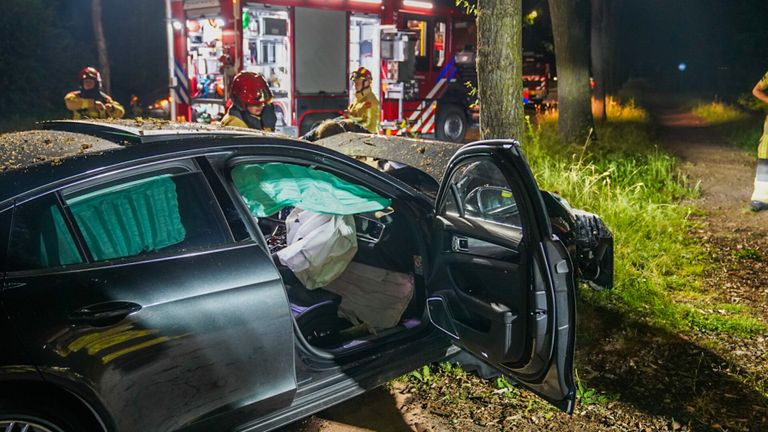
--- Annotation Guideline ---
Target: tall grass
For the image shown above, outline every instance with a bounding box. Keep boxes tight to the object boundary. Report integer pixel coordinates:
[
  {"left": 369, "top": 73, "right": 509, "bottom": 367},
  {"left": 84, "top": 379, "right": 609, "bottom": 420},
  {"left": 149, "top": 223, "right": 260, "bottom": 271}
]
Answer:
[
  {"left": 524, "top": 104, "right": 765, "bottom": 336},
  {"left": 692, "top": 101, "right": 764, "bottom": 153}
]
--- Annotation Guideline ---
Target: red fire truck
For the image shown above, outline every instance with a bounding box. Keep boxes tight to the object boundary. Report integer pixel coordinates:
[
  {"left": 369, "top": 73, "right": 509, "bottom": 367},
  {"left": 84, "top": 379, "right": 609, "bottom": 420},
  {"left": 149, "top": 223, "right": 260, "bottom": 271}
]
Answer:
[{"left": 167, "top": 0, "right": 478, "bottom": 142}]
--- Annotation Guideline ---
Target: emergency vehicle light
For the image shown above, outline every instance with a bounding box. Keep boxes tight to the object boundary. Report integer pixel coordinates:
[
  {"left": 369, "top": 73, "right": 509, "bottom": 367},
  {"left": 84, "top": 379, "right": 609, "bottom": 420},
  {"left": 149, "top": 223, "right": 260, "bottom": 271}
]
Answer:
[{"left": 403, "top": 0, "right": 433, "bottom": 9}]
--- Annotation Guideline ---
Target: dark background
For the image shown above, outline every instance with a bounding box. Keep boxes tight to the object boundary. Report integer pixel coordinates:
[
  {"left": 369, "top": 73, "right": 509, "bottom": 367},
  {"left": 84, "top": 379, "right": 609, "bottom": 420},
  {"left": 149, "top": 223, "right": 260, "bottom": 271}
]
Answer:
[{"left": 1, "top": 0, "right": 767, "bottom": 121}]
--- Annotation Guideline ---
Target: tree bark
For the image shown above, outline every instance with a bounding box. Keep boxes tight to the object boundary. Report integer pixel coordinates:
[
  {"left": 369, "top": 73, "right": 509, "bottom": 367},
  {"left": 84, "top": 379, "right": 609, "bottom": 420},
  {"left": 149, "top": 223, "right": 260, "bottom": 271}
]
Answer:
[
  {"left": 591, "top": 0, "right": 607, "bottom": 121},
  {"left": 477, "top": 0, "right": 524, "bottom": 141},
  {"left": 92, "top": 0, "right": 111, "bottom": 94},
  {"left": 549, "top": 0, "right": 595, "bottom": 144}
]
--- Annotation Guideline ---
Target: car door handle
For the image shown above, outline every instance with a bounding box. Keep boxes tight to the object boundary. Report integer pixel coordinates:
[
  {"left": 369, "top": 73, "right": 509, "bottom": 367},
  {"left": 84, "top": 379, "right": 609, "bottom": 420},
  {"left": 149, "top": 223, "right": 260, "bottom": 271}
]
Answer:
[{"left": 68, "top": 301, "right": 142, "bottom": 325}]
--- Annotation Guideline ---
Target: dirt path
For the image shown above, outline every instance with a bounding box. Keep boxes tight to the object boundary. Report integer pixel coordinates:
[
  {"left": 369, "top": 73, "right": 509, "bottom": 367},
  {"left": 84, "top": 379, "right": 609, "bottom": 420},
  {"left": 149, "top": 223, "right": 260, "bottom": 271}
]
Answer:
[{"left": 654, "top": 106, "right": 768, "bottom": 318}]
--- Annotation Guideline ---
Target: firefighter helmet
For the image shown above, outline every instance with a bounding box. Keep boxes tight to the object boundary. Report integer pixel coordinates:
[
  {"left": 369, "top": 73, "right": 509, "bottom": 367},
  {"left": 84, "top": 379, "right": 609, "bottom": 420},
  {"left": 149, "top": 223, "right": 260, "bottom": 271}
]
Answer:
[
  {"left": 80, "top": 67, "right": 102, "bottom": 87},
  {"left": 350, "top": 67, "right": 372, "bottom": 82},
  {"left": 230, "top": 72, "right": 273, "bottom": 111}
]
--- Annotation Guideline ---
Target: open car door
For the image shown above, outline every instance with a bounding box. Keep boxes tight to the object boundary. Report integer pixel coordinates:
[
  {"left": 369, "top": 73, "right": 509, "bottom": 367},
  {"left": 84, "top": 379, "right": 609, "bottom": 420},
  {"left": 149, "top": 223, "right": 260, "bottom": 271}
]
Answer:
[{"left": 427, "top": 140, "right": 577, "bottom": 413}]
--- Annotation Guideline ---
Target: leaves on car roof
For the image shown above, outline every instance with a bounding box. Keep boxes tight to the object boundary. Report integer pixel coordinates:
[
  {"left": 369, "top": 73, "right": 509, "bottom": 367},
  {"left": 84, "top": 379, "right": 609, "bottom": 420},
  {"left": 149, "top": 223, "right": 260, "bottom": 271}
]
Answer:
[
  {"left": 0, "top": 130, "right": 119, "bottom": 173},
  {"left": 314, "top": 132, "right": 462, "bottom": 180}
]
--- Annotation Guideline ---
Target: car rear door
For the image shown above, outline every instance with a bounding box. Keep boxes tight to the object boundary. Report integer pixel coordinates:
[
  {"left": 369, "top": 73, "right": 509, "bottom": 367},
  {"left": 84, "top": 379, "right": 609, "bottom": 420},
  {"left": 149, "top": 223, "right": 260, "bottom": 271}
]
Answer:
[
  {"left": 426, "top": 140, "right": 577, "bottom": 413},
  {"left": 2, "top": 157, "right": 296, "bottom": 431}
]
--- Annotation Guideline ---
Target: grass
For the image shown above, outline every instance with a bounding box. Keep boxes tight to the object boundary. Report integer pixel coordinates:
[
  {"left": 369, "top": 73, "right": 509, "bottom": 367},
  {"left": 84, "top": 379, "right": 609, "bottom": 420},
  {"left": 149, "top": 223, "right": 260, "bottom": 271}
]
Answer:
[
  {"left": 691, "top": 100, "right": 764, "bottom": 152},
  {"left": 522, "top": 106, "right": 762, "bottom": 336}
]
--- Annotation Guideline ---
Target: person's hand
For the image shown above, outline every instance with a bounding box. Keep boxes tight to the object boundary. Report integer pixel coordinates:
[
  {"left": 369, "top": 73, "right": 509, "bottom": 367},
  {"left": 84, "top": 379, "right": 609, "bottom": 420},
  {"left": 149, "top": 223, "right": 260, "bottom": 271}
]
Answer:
[{"left": 94, "top": 101, "right": 106, "bottom": 112}]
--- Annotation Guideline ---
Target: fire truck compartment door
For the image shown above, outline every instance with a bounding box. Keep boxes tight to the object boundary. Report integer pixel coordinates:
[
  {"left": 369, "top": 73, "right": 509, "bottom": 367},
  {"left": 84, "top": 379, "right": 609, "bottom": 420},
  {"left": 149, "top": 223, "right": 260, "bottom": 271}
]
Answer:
[{"left": 295, "top": 7, "right": 347, "bottom": 94}]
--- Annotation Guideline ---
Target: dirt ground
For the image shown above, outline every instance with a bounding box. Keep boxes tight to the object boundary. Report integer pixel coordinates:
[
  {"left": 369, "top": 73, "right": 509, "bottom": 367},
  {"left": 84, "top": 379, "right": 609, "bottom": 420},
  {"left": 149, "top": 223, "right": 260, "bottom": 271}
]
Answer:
[{"left": 279, "top": 108, "right": 768, "bottom": 432}]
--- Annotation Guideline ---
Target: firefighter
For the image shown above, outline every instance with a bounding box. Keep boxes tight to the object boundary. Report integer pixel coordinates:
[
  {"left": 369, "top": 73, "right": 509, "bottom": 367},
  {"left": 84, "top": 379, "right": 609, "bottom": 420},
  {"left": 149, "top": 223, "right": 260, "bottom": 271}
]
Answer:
[
  {"left": 64, "top": 67, "right": 125, "bottom": 120},
  {"left": 221, "top": 71, "right": 277, "bottom": 131},
  {"left": 750, "top": 71, "right": 768, "bottom": 211},
  {"left": 346, "top": 67, "right": 380, "bottom": 134}
]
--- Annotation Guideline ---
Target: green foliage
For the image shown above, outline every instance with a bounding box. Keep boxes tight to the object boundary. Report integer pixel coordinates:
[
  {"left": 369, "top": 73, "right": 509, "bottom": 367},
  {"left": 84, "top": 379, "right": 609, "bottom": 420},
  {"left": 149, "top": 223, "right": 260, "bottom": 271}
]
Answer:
[
  {"left": 692, "top": 102, "right": 749, "bottom": 124},
  {"left": 691, "top": 101, "right": 764, "bottom": 153},
  {"left": 733, "top": 248, "right": 763, "bottom": 261},
  {"left": 525, "top": 104, "right": 763, "bottom": 337},
  {"left": 575, "top": 370, "right": 614, "bottom": 406},
  {"left": 454, "top": 0, "right": 477, "bottom": 16}
]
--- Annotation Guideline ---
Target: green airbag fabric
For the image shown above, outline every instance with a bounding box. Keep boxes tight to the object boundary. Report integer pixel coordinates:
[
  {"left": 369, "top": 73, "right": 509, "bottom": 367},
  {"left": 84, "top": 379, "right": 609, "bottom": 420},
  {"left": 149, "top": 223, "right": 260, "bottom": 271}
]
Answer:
[
  {"left": 232, "top": 163, "right": 391, "bottom": 217},
  {"left": 66, "top": 175, "right": 186, "bottom": 261}
]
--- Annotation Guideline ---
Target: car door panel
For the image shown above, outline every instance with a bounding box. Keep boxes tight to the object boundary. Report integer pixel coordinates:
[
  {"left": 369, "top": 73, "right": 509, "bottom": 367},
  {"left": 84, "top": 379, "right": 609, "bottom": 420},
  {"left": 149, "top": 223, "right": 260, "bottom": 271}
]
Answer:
[
  {"left": 427, "top": 141, "right": 576, "bottom": 413},
  {"left": 2, "top": 163, "right": 297, "bottom": 431}
]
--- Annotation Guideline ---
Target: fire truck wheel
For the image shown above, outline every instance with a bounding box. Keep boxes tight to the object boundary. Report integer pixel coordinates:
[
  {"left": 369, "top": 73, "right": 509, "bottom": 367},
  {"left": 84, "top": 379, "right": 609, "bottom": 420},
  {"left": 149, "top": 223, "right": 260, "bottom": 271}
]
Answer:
[{"left": 435, "top": 104, "right": 467, "bottom": 143}]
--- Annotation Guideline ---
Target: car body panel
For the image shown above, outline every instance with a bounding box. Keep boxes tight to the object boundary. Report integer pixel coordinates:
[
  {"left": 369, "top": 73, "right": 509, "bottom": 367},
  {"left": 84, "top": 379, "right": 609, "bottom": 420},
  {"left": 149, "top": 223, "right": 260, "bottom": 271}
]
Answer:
[
  {"left": 427, "top": 140, "right": 576, "bottom": 412},
  {"left": 1, "top": 147, "right": 298, "bottom": 431}
]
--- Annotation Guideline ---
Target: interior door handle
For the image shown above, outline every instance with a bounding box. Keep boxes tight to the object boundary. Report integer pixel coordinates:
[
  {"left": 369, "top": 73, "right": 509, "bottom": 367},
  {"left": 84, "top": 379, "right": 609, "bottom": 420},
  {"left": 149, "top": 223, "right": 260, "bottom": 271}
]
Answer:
[
  {"left": 452, "top": 235, "right": 470, "bottom": 253},
  {"left": 68, "top": 301, "right": 142, "bottom": 326}
]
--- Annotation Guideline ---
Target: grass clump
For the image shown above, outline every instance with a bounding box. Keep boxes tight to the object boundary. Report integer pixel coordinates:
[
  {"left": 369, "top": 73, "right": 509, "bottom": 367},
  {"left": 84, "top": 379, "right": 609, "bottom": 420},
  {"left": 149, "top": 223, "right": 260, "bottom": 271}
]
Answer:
[
  {"left": 692, "top": 100, "right": 764, "bottom": 152},
  {"left": 692, "top": 101, "right": 749, "bottom": 124}
]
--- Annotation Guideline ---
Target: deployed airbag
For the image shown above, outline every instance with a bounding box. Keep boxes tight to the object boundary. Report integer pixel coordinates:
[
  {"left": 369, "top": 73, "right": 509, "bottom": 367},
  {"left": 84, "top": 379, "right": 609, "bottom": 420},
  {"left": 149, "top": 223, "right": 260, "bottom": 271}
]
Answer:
[
  {"left": 232, "top": 162, "right": 390, "bottom": 217},
  {"left": 325, "top": 262, "right": 415, "bottom": 332},
  {"left": 276, "top": 208, "right": 358, "bottom": 289}
]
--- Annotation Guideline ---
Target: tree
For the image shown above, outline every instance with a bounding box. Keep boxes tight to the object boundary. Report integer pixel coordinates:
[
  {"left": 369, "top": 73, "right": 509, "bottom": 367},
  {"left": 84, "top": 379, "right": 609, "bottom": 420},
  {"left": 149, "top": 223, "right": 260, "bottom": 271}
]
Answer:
[
  {"left": 476, "top": 0, "right": 524, "bottom": 140},
  {"left": 590, "top": 0, "right": 607, "bottom": 121},
  {"left": 549, "top": 0, "right": 595, "bottom": 143},
  {"left": 91, "top": 0, "right": 111, "bottom": 94}
]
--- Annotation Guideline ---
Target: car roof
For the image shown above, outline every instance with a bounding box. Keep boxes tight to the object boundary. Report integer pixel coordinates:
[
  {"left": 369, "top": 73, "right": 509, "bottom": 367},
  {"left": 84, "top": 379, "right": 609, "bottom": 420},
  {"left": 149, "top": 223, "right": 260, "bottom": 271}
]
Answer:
[
  {"left": 0, "top": 130, "right": 121, "bottom": 174},
  {"left": 314, "top": 132, "right": 462, "bottom": 180},
  {"left": 41, "top": 119, "right": 267, "bottom": 144}
]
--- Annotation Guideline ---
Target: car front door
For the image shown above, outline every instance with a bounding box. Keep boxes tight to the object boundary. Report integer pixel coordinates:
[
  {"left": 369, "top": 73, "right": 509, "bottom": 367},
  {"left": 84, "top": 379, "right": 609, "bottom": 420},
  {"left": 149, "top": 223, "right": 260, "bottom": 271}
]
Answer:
[
  {"left": 426, "top": 140, "right": 577, "bottom": 413},
  {"left": 2, "top": 158, "right": 296, "bottom": 431}
]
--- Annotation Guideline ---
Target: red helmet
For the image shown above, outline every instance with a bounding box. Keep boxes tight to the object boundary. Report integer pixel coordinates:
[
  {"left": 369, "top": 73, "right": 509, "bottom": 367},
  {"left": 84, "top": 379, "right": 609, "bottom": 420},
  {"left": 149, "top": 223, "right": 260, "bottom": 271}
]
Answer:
[
  {"left": 80, "top": 67, "right": 102, "bottom": 86},
  {"left": 230, "top": 72, "right": 273, "bottom": 110},
  {"left": 350, "top": 67, "right": 372, "bottom": 82}
]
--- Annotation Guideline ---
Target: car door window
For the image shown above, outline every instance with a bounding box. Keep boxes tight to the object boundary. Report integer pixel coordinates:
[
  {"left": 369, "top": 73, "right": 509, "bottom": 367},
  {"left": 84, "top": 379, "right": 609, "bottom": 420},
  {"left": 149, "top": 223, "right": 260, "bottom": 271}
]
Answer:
[
  {"left": 441, "top": 158, "right": 523, "bottom": 228},
  {"left": 61, "top": 169, "right": 231, "bottom": 262},
  {"left": 7, "top": 194, "right": 83, "bottom": 271}
]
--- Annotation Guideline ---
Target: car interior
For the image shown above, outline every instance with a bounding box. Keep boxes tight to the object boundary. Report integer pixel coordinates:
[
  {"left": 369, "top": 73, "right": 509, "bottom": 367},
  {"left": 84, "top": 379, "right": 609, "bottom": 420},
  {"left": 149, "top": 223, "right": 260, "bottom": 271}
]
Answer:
[{"left": 229, "top": 161, "right": 429, "bottom": 354}]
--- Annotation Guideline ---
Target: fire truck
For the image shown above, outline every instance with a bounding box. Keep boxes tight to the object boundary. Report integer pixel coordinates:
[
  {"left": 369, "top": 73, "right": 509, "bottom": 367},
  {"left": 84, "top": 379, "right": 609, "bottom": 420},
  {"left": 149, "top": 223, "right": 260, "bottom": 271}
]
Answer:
[{"left": 166, "top": 0, "right": 479, "bottom": 142}]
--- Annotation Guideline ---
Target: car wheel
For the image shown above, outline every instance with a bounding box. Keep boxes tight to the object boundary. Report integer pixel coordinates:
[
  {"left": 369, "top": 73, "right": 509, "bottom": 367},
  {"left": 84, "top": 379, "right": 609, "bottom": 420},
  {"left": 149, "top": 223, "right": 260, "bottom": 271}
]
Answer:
[
  {"left": 0, "top": 399, "right": 89, "bottom": 432},
  {"left": 435, "top": 104, "right": 468, "bottom": 143}
]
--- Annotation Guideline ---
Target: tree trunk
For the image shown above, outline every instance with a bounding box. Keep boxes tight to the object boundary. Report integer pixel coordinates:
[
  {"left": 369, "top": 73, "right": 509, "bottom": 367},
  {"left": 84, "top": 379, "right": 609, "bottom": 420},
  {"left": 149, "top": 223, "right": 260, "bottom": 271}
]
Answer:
[
  {"left": 591, "top": 0, "right": 607, "bottom": 121},
  {"left": 549, "top": 0, "right": 595, "bottom": 144},
  {"left": 477, "top": 0, "right": 524, "bottom": 141},
  {"left": 603, "top": 0, "right": 619, "bottom": 96},
  {"left": 92, "top": 0, "right": 111, "bottom": 94}
]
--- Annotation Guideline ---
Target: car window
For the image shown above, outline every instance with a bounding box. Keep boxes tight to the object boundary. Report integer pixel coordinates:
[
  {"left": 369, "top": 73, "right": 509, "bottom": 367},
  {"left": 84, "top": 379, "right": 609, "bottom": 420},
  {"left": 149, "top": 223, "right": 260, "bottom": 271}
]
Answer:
[
  {"left": 61, "top": 170, "right": 231, "bottom": 262},
  {"left": 441, "top": 158, "right": 523, "bottom": 228},
  {"left": 8, "top": 194, "right": 84, "bottom": 271}
]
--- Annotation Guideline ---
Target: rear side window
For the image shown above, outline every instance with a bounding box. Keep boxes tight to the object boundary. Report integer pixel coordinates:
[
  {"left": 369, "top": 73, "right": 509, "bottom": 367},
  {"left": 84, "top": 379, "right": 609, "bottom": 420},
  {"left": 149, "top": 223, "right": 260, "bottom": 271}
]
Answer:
[
  {"left": 8, "top": 194, "right": 83, "bottom": 271},
  {"left": 7, "top": 169, "right": 231, "bottom": 272},
  {"left": 63, "top": 171, "right": 230, "bottom": 262}
]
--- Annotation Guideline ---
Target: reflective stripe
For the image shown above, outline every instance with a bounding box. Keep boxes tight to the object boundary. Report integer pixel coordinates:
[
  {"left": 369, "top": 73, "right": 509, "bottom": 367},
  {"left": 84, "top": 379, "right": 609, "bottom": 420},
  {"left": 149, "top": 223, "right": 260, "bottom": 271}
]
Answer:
[
  {"left": 752, "top": 158, "right": 768, "bottom": 202},
  {"left": 174, "top": 61, "right": 191, "bottom": 105}
]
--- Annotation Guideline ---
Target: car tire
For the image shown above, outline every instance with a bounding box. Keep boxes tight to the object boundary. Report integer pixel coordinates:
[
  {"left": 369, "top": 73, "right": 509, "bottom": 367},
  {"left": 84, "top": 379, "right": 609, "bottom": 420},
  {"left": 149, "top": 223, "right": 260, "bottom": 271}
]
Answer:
[
  {"left": 0, "top": 397, "right": 91, "bottom": 432},
  {"left": 435, "top": 104, "right": 468, "bottom": 143}
]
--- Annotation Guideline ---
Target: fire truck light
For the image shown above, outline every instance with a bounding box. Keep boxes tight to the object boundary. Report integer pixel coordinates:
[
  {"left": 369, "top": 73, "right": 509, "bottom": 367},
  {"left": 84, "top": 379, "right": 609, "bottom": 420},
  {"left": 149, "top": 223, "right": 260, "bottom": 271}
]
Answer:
[
  {"left": 172, "top": 20, "right": 183, "bottom": 31},
  {"left": 403, "top": 0, "right": 433, "bottom": 9}
]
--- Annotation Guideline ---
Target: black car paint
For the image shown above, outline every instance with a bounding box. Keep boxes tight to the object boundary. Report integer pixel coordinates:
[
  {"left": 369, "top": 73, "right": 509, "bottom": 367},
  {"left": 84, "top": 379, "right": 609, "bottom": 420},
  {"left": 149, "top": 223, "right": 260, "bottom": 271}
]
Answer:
[{"left": 0, "top": 123, "right": 598, "bottom": 430}]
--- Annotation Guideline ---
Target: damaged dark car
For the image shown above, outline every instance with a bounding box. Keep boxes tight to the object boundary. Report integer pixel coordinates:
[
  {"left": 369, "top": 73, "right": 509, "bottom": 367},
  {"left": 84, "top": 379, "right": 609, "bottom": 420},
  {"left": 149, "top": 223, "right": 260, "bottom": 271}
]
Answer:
[{"left": 0, "top": 121, "right": 612, "bottom": 432}]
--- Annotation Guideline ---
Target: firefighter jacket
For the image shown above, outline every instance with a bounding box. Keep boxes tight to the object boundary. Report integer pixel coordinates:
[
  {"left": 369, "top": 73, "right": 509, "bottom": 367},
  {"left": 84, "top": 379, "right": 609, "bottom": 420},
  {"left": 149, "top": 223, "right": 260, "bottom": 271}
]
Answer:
[
  {"left": 64, "top": 91, "right": 125, "bottom": 120},
  {"left": 221, "top": 104, "right": 277, "bottom": 131},
  {"left": 347, "top": 87, "right": 380, "bottom": 134}
]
